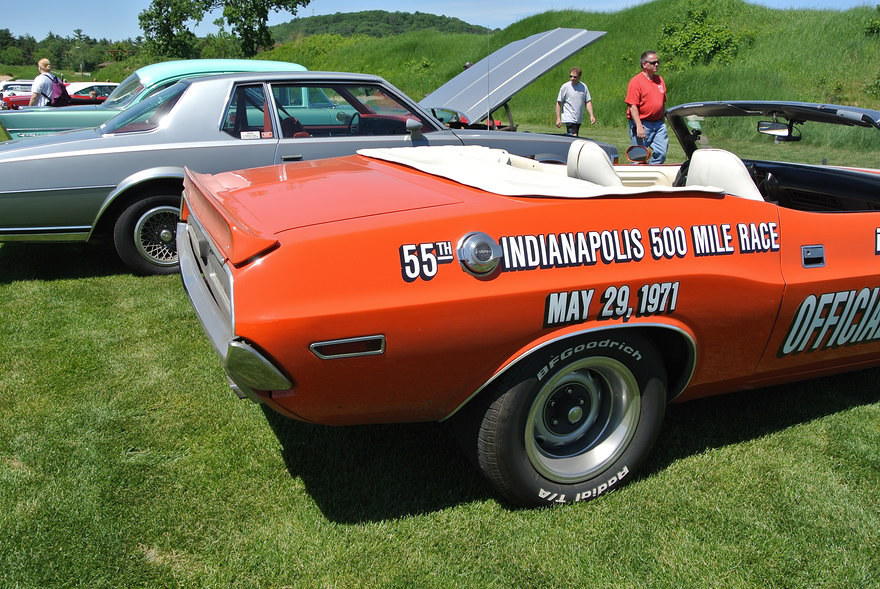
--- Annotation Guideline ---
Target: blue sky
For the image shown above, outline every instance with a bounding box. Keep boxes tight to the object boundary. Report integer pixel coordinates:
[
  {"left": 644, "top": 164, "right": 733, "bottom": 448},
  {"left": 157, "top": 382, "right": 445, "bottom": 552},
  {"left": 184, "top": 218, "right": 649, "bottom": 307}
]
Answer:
[{"left": 2, "top": 0, "right": 873, "bottom": 41}]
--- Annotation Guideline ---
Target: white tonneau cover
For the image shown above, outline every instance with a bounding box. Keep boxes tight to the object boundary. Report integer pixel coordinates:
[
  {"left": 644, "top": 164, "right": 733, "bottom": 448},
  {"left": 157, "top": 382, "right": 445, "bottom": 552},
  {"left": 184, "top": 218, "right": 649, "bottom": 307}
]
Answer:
[{"left": 358, "top": 146, "right": 722, "bottom": 199}]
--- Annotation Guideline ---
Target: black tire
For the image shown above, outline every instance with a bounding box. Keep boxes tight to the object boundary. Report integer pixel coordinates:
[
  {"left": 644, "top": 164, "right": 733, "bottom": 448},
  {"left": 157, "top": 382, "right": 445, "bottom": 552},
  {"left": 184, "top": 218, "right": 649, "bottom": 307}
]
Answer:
[
  {"left": 476, "top": 333, "right": 666, "bottom": 507},
  {"left": 112, "top": 195, "right": 181, "bottom": 275}
]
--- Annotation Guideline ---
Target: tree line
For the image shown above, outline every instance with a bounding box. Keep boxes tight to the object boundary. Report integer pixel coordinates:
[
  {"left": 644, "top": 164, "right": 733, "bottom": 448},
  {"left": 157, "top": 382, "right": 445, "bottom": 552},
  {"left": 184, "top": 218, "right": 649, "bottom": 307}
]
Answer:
[
  {"left": 0, "top": 28, "right": 141, "bottom": 73},
  {"left": 1, "top": 1, "right": 495, "bottom": 74},
  {"left": 270, "top": 11, "right": 493, "bottom": 43}
]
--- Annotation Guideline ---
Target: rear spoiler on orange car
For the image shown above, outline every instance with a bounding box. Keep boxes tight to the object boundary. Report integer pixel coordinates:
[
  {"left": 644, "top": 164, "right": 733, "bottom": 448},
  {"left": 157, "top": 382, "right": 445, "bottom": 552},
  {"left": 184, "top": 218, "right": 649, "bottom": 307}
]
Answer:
[{"left": 182, "top": 168, "right": 279, "bottom": 267}]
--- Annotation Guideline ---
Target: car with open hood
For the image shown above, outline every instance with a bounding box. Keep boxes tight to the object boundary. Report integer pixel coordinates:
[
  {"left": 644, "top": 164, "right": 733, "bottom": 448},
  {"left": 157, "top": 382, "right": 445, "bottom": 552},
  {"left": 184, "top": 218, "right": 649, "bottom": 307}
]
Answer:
[
  {"left": 177, "top": 100, "right": 880, "bottom": 507},
  {"left": 0, "top": 59, "right": 305, "bottom": 138},
  {"left": 0, "top": 70, "right": 612, "bottom": 275},
  {"left": 420, "top": 28, "right": 605, "bottom": 131}
]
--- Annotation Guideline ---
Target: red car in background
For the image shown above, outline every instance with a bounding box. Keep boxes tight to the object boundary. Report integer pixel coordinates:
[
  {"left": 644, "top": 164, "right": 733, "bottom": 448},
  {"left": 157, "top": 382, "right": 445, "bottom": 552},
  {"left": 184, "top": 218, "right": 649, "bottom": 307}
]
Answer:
[
  {"left": 0, "top": 81, "right": 34, "bottom": 109},
  {"left": 67, "top": 82, "right": 119, "bottom": 105},
  {"left": 0, "top": 81, "right": 118, "bottom": 109}
]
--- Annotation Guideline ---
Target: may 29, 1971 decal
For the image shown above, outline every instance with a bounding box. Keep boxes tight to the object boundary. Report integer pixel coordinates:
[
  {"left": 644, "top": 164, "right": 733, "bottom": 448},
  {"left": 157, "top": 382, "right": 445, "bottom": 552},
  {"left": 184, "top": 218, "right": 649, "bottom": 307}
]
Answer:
[{"left": 544, "top": 281, "right": 680, "bottom": 327}]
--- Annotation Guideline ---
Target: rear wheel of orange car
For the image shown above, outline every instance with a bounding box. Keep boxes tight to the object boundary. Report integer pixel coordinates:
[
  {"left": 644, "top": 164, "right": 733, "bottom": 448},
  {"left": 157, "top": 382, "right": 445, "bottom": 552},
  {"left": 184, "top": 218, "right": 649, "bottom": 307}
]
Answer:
[
  {"left": 113, "top": 194, "right": 180, "bottom": 275},
  {"left": 476, "top": 333, "right": 666, "bottom": 507}
]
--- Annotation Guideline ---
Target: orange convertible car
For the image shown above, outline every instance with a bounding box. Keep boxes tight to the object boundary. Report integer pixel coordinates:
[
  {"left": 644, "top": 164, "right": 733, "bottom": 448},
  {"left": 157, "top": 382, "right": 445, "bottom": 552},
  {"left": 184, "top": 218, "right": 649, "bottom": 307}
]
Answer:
[{"left": 178, "top": 101, "right": 880, "bottom": 507}]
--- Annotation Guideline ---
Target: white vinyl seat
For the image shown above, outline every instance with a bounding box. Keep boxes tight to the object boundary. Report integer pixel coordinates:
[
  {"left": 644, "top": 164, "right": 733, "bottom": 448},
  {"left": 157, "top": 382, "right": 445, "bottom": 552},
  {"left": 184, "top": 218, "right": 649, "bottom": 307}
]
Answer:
[
  {"left": 685, "top": 148, "right": 764, "bottom": 201},
  {"left": 566, "top": 140, "right": 623, "bottom": 186}
]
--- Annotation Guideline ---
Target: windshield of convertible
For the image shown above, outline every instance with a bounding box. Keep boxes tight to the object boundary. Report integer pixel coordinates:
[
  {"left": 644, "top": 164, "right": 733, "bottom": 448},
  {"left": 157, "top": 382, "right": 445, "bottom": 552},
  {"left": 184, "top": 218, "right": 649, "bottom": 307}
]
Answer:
[
  {"left": 680, "top": 112, "right": 880, "bottom": 169},
  {"left": 101, "top": 83, "right": 186, "bottom": 134}
]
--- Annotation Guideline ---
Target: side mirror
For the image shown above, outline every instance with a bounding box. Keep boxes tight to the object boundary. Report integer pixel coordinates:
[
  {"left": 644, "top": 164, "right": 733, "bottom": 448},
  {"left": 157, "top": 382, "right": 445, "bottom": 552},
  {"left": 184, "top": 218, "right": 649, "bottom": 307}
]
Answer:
[
  {"left": 406, "top": 117, "right": 424, "bottom": 139},
  {"left": 758, "top": 120, "right": 801, "bottom": 142},
  {"left": 625, "top": 144, "right": 652, "bottom": 164}
]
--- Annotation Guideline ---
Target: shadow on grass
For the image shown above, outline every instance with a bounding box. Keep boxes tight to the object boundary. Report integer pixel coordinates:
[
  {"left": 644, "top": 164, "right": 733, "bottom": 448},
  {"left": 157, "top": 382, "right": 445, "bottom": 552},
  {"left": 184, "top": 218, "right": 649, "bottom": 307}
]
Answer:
[
  {"left": 262, "top": 408, "right": 495, "bottom": 523},
  {"left": 0, "top": 242, "right": 128, "bottom": 283},
  {"left": 264, "top": 367, "right": 880, "bottom": 523},
  {"left": 644, "top": 366, "right": 880, "bottom": 476}
]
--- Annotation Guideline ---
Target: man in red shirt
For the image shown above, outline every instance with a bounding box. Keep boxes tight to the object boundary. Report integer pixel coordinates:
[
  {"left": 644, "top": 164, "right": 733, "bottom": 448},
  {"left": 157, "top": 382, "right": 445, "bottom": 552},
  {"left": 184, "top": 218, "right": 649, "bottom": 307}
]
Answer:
[{"left": 625, "top": 51, "right": 668, "bottom": 164}]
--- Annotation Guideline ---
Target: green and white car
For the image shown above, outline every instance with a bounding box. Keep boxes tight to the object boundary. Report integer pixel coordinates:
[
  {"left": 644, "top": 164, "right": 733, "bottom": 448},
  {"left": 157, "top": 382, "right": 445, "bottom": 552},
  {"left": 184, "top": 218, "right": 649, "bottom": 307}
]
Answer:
[{"left": 0, "top": 59, "right": 305, "bottom": 139}]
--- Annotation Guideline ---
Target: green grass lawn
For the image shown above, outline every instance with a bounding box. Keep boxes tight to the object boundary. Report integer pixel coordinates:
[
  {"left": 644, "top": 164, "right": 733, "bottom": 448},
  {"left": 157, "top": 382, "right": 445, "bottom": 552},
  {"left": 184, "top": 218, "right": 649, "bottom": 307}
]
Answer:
[
  {"left": 1, "top": 242, "right": 878, "bottom": 587},
  {"left": 2, "top": 1, "right": 880, "bottom": 583}
]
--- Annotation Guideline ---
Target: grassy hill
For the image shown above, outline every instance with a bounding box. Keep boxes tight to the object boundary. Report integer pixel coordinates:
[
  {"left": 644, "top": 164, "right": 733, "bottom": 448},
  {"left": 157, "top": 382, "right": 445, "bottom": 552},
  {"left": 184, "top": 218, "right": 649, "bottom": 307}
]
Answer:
[
  {"left": 270, "top": 10, "right": 494, "bottom": 42},
  {"left": 259, "top": 0, "right": 880, "bottom": 131}
]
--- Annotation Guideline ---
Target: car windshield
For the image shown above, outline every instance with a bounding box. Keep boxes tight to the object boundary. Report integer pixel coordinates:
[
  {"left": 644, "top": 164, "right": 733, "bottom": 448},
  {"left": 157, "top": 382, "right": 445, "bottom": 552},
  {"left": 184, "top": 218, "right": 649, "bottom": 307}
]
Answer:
[
  {"left": 102, "top": 71, "right": 145, "bottom": 109},
  {"left": 101, "top": 82, "right": 187, "bottom": 134},
  {"left": 681, "top": 114, "right": 880, "bottom": 169}
]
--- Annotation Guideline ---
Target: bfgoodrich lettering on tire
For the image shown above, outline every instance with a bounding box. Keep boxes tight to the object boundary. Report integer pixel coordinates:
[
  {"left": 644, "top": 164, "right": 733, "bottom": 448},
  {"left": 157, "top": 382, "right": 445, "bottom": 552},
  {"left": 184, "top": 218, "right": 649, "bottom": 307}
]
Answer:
[{"left": 476, "top": 333, "right": 666, "bottom": 507}]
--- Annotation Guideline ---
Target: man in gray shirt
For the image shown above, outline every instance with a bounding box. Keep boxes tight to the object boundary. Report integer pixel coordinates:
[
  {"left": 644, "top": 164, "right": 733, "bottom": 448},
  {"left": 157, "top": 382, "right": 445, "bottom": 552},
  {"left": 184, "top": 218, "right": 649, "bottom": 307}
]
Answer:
[
  {"left": 555, "top": 67, "right": 596, "bottom": 136},
  {"left": 29, "top": 58, "right": 54, "bottom": 107}
]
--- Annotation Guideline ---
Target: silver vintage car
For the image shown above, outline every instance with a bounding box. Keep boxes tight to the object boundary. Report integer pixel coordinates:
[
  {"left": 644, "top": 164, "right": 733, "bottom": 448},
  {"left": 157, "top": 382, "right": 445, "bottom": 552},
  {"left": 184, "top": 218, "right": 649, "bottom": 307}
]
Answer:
[{"left": 0, "top": 71, "right": 614, "bottom": 274}]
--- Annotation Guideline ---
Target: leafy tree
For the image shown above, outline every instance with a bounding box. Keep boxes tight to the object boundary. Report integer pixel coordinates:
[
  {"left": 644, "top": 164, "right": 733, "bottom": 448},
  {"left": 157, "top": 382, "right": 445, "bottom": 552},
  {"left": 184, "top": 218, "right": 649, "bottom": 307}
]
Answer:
[
  {"left": 108, "top": 40, "right": 141, "bottom": 62},
  {"left": 659, "top": 6, "right": 752, "bottom": 68},
  {"left": 198, "top": 18, "right": 243, "bottom": 58},
  {"left": 17, "top": 35, "right": 37, "bottom": 65},
  {"left": 0, "top": 46, "right": 24, "bottom": 66},
  {"left": 866, "top": 5, "right": 880, "bottom": 36},
  {"left": 0, "top": 28, "right": 15, "bottom": 51},
  {"left": 139, "top": 0, "right": 309, "bottom": 58},
  {"left": 138, "top": 0, "right": 207, "bottom": 58}
]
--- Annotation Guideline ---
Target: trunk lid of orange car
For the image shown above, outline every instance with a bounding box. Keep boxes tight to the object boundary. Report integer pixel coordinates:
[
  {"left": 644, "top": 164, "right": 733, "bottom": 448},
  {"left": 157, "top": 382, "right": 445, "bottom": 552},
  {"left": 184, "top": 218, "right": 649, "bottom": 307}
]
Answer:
[{"left": 184, "top": 154, "right": 464, "bottom": 266}]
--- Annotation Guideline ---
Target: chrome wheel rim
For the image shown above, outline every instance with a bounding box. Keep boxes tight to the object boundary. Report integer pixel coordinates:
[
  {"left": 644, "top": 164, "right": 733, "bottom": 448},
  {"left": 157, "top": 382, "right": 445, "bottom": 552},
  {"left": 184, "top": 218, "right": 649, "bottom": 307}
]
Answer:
[
  {"left": 525, "top": 356, "right": 641, "bottom": 484},
  {"left": 134, "top": 205, "right": 179, "bottom": 266}
]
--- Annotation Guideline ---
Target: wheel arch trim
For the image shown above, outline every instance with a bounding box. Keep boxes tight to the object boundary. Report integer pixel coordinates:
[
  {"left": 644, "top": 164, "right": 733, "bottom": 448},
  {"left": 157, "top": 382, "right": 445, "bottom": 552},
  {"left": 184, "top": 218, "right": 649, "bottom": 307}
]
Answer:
[
  {"left": 441, "top": 322, "right": 697, "bottom": 422},
  {"left": 89, "top": 166, "right": 185, "bottom": 238}
]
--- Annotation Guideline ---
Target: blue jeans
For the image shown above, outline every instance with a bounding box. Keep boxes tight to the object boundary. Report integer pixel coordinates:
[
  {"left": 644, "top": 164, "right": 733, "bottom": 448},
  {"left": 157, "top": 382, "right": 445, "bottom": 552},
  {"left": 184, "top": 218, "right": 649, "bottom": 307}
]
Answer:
[{"left": 628, "top": 119, "right": 668, "bottom": 164}]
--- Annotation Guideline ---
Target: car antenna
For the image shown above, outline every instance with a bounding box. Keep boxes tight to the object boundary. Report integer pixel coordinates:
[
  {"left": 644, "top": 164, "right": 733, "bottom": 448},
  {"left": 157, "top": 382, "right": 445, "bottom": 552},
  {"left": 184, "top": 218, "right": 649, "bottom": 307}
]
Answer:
[{"left": 486, "top": 34, "right": 491, "bottom": 130}]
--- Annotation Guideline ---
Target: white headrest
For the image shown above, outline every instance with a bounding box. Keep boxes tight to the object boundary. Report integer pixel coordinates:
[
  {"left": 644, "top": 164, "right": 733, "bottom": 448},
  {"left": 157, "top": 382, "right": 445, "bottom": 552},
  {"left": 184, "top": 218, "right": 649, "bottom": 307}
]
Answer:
[
  {"left": 686, "top": 149, "right": 763, "bottom": 201},
  {"left": 566, "top": 140, "right": 623, "bottom": 186}
]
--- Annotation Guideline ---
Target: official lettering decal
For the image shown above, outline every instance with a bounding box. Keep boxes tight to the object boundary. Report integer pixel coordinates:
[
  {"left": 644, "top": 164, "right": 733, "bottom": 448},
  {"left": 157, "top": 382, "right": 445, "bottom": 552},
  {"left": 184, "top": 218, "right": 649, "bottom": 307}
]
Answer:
[
  {"left": 779, "top": 287, "right": 880, "bottom": 356},
  {"left": 875, "top": 228, "right": 880, "bottom": 255}
]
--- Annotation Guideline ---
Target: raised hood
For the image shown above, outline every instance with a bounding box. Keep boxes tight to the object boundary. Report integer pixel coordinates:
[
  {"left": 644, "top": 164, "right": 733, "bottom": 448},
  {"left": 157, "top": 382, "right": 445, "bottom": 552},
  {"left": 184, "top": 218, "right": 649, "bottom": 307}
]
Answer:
[{"left": 419, "top": 28, "right": 605, "bottom": 124}]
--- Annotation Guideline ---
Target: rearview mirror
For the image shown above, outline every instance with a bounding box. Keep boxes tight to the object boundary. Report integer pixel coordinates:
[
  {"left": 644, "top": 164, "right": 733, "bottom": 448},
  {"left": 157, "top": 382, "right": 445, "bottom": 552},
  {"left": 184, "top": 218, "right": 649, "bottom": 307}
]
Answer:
[
  {"left": 758, "top": 120, "right": 801, "bottom": 142},
  {"left": 625, "top": 144, "right": 652, "bottom": 164}
]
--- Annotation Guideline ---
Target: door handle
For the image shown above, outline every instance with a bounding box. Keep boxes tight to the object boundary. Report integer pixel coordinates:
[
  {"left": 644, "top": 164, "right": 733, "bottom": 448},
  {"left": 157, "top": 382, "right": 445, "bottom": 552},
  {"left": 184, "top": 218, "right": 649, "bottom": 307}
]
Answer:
[
  {"left": 801, "top": 245, "right": 825, "bottom": 268},
  {"left": 282, "top": 154, "right": 304, "bottom": 162}
]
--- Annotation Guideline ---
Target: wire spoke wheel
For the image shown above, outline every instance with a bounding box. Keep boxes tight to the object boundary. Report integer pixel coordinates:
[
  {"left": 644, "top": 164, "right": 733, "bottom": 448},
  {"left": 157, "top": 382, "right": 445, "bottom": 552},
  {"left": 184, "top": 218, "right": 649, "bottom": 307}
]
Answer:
[
  {"left": 134, "top": 205, "right": 179, "bottom": 266},
  {"left": 113, "top": 194, "right": 182, "bottom": 275}
]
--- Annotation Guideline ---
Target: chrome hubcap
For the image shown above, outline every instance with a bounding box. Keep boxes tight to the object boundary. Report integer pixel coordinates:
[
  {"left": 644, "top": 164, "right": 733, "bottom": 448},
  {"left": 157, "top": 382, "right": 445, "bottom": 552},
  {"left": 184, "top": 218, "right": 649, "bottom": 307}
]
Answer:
[{"left": 525, "top": 356, "right": 641, "bottom": 484}]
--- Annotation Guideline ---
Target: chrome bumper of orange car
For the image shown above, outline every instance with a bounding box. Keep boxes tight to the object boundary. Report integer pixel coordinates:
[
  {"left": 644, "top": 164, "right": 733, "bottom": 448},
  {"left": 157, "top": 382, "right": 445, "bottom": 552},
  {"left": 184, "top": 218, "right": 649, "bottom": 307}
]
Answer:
[{"left": 177, "top": 220, "right": 292, "bottom": 402}]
